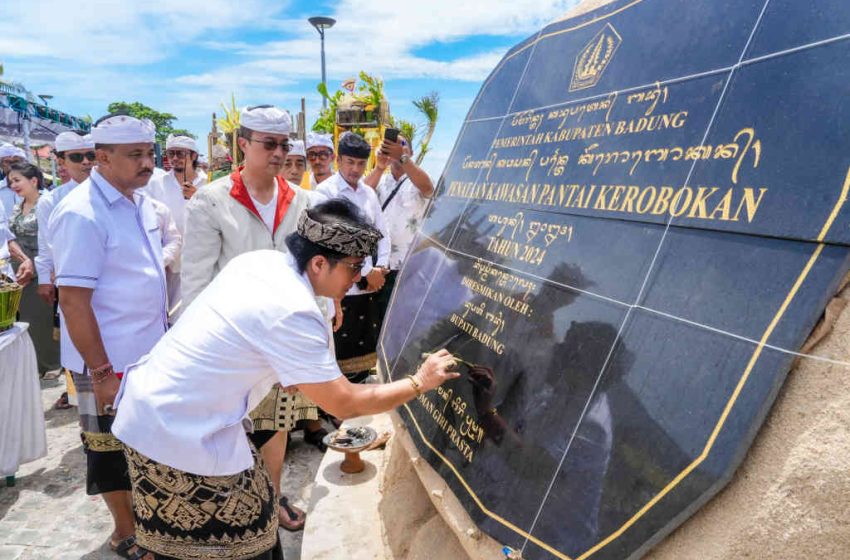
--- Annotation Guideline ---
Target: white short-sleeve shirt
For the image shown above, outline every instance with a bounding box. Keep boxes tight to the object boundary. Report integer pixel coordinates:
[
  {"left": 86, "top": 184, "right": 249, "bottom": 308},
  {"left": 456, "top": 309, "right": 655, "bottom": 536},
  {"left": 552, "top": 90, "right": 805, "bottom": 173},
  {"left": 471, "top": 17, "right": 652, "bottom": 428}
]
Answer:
[
  {"left": 50, "top": 169, "right": 168, "bottom": 373},
  {"left": 113, "top": 250, "right": 342, "bottom": 476},
  {"left": 376, "top": 172, "right": 430, "bottom": 271},
  {"left": 35, "top": 179, "right": 78, "bottom": 284}
]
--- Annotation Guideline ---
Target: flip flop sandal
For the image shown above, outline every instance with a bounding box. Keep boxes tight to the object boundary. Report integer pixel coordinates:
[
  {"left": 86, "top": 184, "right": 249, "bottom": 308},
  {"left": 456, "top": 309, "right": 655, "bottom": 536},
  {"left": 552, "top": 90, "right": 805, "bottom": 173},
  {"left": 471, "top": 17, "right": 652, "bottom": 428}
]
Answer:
[
  {"left": 128, "top": 547, "right": 150, "bottom": 560},
  {"left": 42, "top": 369, "right": 63, "bottom": 380},
  {"left": 303, "top": 428, "right": 329, "bottom": 452},
  {"left": 278, "top": 496, "right": 306, "bottom": 532},
  {"left": 53, "top": 392, "right": 72, "bottom": 410},
  {"left": 110, "top": 535, "right": 137, "bottom": 559},
  {"left": 128, "top": 548, "right": 151, "bottom": 560}
]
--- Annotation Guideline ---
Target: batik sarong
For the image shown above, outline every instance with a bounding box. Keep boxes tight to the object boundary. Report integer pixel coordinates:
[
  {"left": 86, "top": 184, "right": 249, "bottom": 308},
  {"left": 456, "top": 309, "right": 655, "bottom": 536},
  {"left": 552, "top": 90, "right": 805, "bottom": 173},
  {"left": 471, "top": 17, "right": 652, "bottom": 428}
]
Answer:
[
  {"left": 333, "top": 291, "right": 383, "bottom": 383},
  {"left": 124, "top": 445, "right": 281, "bottom": 560},
  {"left": 71, "top": 370, "right": 130, "bottom": 494}
]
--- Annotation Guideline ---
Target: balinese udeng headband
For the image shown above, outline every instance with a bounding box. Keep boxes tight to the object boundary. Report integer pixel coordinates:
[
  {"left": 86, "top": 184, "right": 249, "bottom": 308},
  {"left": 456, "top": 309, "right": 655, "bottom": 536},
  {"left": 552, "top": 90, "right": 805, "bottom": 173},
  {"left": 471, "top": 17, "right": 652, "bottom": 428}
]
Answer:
[{"left": 296, "top": 210, "right": 382, "bottom": 258}]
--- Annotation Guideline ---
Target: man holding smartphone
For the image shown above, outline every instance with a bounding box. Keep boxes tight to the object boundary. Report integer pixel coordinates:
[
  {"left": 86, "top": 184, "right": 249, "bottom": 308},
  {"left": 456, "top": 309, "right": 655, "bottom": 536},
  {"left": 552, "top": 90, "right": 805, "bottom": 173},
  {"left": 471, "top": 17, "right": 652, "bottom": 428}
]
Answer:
[{"left": 365, "top": 131, "right": 434, "bottom": 318}]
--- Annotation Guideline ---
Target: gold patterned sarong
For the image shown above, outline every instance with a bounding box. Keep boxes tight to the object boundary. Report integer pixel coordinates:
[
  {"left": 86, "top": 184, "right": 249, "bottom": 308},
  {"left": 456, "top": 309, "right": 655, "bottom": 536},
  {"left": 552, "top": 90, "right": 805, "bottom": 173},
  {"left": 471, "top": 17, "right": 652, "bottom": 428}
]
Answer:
[{"left": 125, "top": 446, "right": 279, "bottom": 560}]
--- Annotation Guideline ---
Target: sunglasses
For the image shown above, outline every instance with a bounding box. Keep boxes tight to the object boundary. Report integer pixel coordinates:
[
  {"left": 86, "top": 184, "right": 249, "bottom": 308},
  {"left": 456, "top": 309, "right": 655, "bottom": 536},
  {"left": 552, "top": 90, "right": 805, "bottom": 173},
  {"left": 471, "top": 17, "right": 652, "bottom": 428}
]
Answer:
[
  {"left": 307, "top": 150, "right": 333, "bottom": 160},
  {"left": 248, "top": 137, "right": 291, "bottom": 153},
  {"left": 332, "top": 258, "right": 364, "bottom": 275},
  {"left": 67, "top": 151, "right": 96, "bottom": 163},
  {"left": 166, "top": 150, "right": 190, "bottom": 158}
]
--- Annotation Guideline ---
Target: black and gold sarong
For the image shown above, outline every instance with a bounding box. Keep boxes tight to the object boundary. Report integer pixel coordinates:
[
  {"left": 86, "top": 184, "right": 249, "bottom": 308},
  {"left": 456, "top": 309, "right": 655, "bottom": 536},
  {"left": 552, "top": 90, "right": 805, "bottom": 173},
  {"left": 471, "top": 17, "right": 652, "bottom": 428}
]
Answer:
[
  {"left": 125, "top": 445, "right": 281, "bottom": 560},
  {"left": 71, "top": 370, "right": 131, "bottom": 495},
  {"left": 334, "top": 291, "right": 384, "bottom": 383}
]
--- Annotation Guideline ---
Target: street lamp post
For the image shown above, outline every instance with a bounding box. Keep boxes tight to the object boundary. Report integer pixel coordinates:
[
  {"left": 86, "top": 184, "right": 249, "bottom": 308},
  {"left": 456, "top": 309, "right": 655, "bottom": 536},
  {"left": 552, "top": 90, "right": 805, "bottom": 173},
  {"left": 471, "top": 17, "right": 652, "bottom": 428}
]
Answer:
[{"left": 308, "top": 16, "right": 336, "bottom": 109}]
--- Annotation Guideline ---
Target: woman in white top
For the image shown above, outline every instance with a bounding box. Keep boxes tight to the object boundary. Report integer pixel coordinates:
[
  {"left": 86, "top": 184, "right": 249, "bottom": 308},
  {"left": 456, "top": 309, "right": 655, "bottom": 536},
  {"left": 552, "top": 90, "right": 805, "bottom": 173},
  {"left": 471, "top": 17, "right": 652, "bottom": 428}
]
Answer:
[{"left": 111, "top": 198, "right": 458, "bottom": 560}]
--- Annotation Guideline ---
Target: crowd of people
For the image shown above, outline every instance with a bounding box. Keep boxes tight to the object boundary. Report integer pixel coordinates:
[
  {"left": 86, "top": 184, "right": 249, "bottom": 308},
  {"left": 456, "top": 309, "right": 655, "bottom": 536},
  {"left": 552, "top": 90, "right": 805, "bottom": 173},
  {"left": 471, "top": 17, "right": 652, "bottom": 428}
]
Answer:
[{"left": 0, "top": 106, "right": 458, "bottom": 560}]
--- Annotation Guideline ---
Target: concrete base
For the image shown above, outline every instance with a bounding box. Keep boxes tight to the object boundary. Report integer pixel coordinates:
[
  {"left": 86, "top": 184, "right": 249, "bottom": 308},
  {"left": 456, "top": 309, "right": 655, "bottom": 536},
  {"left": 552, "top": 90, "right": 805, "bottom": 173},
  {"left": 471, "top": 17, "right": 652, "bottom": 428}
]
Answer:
[
  {"left": 300, "top": 411, "right": 503, "bottom": 560},
  {"left": 301, "top": 414, "right": 389, "bottom": 560}
]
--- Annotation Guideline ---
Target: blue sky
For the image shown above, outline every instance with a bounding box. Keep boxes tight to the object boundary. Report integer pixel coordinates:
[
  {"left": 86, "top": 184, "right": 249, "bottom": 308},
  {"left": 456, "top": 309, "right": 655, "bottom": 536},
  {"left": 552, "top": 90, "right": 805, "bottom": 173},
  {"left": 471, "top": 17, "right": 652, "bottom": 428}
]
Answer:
[{"left": 2, "top": 0, "right": 578, "bottom": 178}]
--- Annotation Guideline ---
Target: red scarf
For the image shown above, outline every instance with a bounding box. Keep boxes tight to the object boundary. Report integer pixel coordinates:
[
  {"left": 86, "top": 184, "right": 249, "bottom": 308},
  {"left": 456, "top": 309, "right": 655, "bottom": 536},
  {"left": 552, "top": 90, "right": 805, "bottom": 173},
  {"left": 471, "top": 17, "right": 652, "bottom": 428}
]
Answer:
[{"left": 229, "top": 167, "right": 295, "bottom": 234}]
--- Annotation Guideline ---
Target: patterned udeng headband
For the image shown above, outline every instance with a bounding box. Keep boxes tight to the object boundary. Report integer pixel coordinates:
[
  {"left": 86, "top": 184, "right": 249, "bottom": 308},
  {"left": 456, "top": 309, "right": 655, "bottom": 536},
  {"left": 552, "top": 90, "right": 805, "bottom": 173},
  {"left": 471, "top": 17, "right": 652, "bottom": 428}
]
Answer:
[{"left": 297, "top": 211, "right": 383, "bottom": 258}]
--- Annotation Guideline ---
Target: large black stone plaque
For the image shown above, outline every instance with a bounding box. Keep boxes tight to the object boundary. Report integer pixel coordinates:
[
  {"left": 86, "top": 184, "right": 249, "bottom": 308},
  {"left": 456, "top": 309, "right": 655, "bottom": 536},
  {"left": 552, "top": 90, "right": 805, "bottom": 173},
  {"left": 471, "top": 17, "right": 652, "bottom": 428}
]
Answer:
[{"left": 378, "top": 1, "right": 850, "bottom": 558}]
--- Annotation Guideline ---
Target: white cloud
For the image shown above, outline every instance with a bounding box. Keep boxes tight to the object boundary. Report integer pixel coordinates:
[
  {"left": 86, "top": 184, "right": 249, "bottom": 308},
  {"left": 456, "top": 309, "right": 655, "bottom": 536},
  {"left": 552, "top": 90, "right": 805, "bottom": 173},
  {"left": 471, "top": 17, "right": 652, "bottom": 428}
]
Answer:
[
  {"left": 3, "top": 0, "right": 287, "bottom": 65},
  {"left": 181, "top": 1, "right": 579, "bottom": 83},
  {"left": 2, "top": 0, "right": 581, "bottom": 173}
]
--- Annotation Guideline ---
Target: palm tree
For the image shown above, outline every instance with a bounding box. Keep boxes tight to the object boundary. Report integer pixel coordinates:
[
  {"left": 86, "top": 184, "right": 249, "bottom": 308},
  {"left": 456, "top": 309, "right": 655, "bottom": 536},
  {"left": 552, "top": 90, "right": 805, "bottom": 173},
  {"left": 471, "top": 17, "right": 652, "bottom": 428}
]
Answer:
[
  {"left": 217, "top": 94, "right": 240, "bottom": 164},
  {"left": 412, "top": 92, "right": 439, "bottom": 165}
]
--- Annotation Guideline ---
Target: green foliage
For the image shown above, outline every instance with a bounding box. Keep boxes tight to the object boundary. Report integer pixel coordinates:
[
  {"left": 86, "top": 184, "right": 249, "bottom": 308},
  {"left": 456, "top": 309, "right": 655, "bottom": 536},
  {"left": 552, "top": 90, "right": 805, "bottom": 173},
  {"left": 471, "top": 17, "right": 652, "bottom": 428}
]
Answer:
[
  {"left": 106, "top": 101, "right": 185, "bottom": 144},
  {"left": 393, "top": 118, "right": 417, "bottom": 147},
  {"left": 412, "top": 92, "right": 439, "bottom": 165},
  {"left": 310, "top": 75, "right": 440, "bottom": 165},
  {"left": 312, "top": 82, "right": 343, "bottom": 133},
  {"left": 355, "top": 71, "right": 384, "bottom": 107},
  {"left": 217, "top": 93, "right": 240, "bottom": 134}
]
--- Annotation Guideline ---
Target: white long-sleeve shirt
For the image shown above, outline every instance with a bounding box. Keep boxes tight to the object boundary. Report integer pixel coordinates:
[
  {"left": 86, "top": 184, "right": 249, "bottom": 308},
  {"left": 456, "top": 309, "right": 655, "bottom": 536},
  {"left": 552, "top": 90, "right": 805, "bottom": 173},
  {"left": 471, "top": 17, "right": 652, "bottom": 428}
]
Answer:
[
  {"left": 149, "top": 198, "right": 183, "bottom": 270},
  {"left": 143, "top": 168, "right": 207, "bottom": 237},
  {"left": 315, "top": 172, "right": 391, "bottom": 296}
]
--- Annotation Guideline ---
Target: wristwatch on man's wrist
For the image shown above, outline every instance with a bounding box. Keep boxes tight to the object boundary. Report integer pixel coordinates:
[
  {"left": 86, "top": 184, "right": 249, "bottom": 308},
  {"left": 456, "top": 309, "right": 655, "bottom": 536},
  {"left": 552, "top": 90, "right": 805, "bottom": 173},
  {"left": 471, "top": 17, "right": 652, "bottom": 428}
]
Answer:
[{"left": 399, "top": 154, "right": 410, "bottom": 165}]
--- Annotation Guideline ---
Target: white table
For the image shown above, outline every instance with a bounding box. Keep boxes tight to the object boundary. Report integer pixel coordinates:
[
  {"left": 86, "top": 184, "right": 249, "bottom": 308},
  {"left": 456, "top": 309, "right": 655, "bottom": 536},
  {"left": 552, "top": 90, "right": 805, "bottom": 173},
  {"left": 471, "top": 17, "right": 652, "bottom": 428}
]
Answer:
[{"left": 0, "top": 322, "right": 47, "bottom": 482}]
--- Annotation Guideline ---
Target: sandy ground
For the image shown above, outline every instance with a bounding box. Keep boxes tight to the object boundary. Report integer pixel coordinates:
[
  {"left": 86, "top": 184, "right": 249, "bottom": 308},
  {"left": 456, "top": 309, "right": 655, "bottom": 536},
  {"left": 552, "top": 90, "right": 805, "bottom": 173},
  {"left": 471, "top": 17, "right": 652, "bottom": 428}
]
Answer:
[{"left": 0, "top": 378, "right": 325, "bottom": 560}]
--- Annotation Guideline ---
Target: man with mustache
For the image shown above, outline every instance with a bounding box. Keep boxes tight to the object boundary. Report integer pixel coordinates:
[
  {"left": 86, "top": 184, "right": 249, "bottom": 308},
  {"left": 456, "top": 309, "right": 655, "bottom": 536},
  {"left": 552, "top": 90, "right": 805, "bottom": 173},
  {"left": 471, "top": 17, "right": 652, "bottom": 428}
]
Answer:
[{"left": 49, "top": 113, "right": 167, "bottom": 559}]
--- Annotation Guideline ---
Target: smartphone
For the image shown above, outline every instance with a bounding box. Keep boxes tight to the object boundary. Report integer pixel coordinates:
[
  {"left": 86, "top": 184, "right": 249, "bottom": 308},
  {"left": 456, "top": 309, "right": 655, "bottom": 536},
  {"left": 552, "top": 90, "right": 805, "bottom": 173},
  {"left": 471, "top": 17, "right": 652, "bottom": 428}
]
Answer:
[{"left": 384, "top": 128, "right": 400, "bottom": 143}]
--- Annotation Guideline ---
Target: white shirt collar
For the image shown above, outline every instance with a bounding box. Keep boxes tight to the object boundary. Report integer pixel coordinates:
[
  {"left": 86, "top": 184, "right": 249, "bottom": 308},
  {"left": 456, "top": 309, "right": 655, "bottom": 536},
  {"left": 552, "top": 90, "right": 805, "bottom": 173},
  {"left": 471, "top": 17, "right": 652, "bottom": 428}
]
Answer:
[
  {"left": 330, "top": 172, "right": 366, "bottom": 193},
  {"left": 90, "top": 168, "right": 143, "bottom": 206}
]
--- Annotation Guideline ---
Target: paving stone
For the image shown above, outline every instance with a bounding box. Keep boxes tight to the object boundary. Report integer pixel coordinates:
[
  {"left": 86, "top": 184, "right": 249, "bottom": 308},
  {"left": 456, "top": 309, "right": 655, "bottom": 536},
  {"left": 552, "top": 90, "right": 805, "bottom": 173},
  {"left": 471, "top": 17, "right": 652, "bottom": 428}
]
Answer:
[
  {"left": 0, "top": 378, "right": 325, "bottom": 559},
  {"left": 0, "top": 545, "right": 25, "bottom": 560}
]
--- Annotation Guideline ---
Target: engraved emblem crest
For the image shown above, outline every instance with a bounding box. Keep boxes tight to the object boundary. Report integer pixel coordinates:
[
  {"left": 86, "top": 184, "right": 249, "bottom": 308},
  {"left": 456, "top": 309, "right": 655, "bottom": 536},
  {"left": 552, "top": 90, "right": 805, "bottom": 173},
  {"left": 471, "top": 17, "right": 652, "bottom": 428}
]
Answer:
[{"left": 569, "top": 22, "right": 622, "bottom": 92}]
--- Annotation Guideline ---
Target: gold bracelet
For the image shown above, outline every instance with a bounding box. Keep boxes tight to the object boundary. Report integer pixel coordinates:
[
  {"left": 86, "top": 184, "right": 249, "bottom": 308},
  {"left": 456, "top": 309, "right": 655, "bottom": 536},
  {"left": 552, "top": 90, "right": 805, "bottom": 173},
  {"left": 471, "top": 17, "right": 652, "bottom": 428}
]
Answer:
[{"left": 407, "top": 374, "right": 422, "bottom": 396}]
